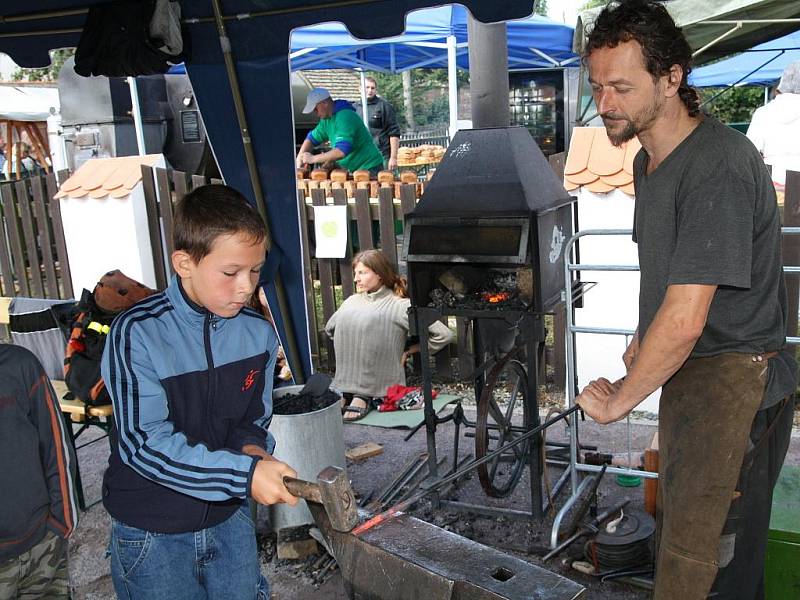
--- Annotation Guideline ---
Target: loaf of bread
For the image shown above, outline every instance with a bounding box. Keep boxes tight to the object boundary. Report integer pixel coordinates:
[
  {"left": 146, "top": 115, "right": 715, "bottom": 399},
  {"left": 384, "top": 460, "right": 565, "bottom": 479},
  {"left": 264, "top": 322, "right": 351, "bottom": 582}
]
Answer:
[
  {"left": 377, "top": 170, "right": 395, "bottom": 184},
  {"left": 310, "top": 169, "right": 328, "bottom": 181},
  {"left": 296, "top": 169, "right": 306, "bottom": 180},
  {"left": 399, "top": 171, "right": 418, "bottom": 184},
  {"left": 353, "top": 169, "right": 371, "bottom": 183},
  {"left": 330, "top": 169, "right": 348, "bottom": 183}
]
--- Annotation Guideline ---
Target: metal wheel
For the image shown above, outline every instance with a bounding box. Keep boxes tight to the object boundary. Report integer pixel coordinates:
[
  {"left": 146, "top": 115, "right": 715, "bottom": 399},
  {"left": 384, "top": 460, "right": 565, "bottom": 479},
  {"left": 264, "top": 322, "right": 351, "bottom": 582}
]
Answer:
[{"left": 475, "top": 357, "right": 530, "bottom": 498}]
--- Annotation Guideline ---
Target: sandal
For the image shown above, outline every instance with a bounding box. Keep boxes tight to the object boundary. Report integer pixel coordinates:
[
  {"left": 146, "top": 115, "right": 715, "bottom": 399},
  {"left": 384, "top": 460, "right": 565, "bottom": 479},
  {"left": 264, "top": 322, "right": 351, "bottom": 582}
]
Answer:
[{"left": 343, "top": 398, "right": 371, "bottom": 422}]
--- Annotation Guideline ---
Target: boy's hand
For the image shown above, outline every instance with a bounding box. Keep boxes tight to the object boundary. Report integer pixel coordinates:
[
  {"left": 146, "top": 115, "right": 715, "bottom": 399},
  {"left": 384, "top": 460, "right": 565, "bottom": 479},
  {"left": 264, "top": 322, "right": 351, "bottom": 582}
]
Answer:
[{"left": 251, "top": 457, "right": 299, "bottom": 506}]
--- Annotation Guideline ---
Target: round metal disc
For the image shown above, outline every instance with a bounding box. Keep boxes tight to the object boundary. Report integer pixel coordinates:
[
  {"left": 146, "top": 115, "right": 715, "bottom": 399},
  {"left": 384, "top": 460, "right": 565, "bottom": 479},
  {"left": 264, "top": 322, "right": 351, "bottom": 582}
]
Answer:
[{"left": 595, "top": 508, "right": 656, "bottom": 546}]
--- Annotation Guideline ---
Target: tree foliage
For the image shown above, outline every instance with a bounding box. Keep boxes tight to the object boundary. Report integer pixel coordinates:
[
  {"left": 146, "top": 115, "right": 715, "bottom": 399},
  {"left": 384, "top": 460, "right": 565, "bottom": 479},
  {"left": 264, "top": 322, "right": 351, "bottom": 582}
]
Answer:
[
  {"left": 12, "top": 48, "right": 75, "bottom": 82},
  {"left": 699, "top": 86, "right": 766, "bottom": 124},
  {"left": 370, "top": 68, "right": 469, "bottom": 130},
  {"left": 534, "top": 0, "right": 549, "bottom": 16},
  {"left": 580, "top": 0, "right": 609, "bottom": 10}
]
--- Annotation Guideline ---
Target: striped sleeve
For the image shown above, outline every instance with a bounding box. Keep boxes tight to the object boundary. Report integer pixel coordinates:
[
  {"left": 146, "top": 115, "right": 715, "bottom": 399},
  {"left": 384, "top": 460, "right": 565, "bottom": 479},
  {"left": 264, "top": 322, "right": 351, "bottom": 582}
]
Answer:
[
  {"left": 103, "top": 305, "right": 259, "bottom": 501},
  {"left": 30, "top": 372, "right": 78, "bottom": 538}
]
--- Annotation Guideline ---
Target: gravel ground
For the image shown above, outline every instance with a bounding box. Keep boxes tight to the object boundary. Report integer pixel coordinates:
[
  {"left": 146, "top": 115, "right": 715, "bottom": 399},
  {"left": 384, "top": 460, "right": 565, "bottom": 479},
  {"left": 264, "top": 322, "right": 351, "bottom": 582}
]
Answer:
[{"left": 66, "top": 394, "right": 800, "bottom": 600}]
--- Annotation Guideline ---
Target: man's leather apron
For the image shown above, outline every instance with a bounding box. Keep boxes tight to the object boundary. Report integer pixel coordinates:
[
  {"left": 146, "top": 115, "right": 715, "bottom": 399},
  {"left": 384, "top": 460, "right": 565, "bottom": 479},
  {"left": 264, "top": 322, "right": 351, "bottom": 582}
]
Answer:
[{"left": 653, "top": 352, "right": 771, "bottom": 600}]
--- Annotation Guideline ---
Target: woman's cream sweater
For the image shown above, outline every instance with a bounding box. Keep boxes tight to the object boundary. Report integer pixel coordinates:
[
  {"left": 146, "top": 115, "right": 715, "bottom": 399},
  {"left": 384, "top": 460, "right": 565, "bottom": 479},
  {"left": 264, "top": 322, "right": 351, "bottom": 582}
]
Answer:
[{"left": 324, "top": 286, "right": 454, "bottom": 398}]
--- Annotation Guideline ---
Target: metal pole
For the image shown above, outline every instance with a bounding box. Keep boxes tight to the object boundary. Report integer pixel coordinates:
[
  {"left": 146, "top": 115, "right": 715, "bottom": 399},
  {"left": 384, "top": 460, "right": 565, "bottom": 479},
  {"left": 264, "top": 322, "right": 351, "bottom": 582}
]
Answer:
[
  {"left": 209, "top": 0, "right": 306, "bottom": 383},
  {"left": 447, "top": 35, "right": 458, "bottom": 137},
  {"left": 359, "top": 69, "right": 370, "bottom": 128},
  {"left": 466, "top": 16, "right": 509, "bottom": 128},
  {"left": 127, "top": 77, "right": 146, "bottom": 156}
]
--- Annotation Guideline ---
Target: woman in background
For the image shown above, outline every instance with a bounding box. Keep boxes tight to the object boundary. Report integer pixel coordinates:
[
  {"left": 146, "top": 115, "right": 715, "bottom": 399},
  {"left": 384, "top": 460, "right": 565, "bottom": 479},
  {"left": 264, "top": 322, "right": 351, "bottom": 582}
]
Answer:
[{"left": 325, "top": 249, "right": 454, "bottom": 422}]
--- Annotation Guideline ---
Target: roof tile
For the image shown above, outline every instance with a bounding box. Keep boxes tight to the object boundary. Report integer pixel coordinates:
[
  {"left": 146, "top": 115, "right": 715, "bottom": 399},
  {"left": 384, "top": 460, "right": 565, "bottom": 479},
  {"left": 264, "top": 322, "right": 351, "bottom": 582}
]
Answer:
[
  {"left": 564, "top": 127, "right": 641, "bottom": 196},
  {"left": 56, "top": 155, "right": 160, "bottom": 199}
]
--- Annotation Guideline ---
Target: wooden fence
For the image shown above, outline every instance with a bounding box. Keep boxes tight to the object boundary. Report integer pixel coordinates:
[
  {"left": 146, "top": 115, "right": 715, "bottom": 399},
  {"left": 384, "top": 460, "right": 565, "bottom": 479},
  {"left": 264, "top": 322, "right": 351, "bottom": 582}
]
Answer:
[
  {"left": 0, "top": 162, "right": 568, "bottom": 387},
  {"left": 0, "top": 171, "right": 73, "bottom": 301},
  {"left": 295, "top": 183, "right": 465, "bottom": 374}
]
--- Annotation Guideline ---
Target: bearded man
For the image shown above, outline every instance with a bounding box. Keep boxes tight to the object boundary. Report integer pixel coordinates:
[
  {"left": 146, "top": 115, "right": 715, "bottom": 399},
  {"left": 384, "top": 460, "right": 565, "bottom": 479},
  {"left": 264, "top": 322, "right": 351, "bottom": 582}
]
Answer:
[{"left": 576, "top": 2, "right": 796, "bottom": 599}]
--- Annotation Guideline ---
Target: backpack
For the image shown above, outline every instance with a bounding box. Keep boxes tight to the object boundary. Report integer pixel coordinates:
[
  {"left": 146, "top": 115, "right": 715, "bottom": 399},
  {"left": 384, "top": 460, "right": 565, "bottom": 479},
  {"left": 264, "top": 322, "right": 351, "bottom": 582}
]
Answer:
[{"left": 64, "top": 270, "right": 155, "bottom": 406}]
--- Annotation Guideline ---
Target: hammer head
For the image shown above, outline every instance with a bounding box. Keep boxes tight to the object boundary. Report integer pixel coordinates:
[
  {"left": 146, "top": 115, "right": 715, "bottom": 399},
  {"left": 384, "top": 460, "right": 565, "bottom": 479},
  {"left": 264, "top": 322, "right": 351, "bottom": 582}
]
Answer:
[{"left": 317, "top": 466, "right": 360, "bottom": 532}]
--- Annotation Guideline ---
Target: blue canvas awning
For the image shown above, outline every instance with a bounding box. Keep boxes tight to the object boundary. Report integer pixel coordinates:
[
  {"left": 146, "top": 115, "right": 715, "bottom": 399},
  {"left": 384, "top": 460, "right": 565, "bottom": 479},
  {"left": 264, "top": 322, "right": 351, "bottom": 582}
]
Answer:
[
  {"left": 0, "top": 1, "right": 536, "bottom": 381},
  {"left": 289, "top": 6, "right": 577, "bottom": 72},
  {"left": 689, "top": 29, "right": 800, "bottom": 87}
]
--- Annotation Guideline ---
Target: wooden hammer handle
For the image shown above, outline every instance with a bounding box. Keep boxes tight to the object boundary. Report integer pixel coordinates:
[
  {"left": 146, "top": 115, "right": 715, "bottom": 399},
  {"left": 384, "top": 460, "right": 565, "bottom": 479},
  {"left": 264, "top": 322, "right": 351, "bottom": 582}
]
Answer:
[{"left": 283, "top": 477, "right": 322, "bottom": 504}]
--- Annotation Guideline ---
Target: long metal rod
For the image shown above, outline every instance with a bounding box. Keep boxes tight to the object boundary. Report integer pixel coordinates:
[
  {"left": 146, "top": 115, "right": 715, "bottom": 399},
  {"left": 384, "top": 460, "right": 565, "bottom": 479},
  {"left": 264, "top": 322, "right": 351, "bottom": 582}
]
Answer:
[
  {"left": 209, "top": 0, "right": 305, "bottom": 383},
  {"left": 352, "top": 405, "right": 579, "bottom": 536},
  {"left": 127, "top": 77, "right": 146, "bottom": 156}
]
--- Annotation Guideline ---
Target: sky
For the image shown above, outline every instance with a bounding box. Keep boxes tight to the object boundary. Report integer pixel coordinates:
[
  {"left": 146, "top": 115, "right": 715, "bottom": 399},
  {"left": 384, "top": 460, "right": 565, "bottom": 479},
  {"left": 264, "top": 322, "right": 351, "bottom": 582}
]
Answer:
[{"left": 546, "top": 0, "right": 584, "bottom": 24}]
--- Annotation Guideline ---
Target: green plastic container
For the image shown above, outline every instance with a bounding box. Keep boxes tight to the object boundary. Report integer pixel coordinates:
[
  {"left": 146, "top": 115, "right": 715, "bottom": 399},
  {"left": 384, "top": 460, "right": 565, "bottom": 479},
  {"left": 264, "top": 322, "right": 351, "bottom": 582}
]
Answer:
[
  {"left": 615, "top": 473, "right": 642, "bottom": 487},
  {"left": 766, "top": 465, "right": 800, "bottom": 599}
]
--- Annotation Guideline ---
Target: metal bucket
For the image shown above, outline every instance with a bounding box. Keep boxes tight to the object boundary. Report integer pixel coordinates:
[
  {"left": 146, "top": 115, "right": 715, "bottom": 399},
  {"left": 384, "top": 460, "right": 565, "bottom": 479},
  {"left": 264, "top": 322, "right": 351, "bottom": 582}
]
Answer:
[{"left": 266, "top": 385, "right": 346, "bottom": 532}]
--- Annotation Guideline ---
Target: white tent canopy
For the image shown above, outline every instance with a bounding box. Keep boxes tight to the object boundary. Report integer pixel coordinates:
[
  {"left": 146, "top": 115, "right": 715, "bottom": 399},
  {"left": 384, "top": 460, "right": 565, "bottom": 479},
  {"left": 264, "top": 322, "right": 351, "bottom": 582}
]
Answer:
[
  {"left": 574, "top": 0, "right": 800, "bottom": 65},
  {"left": 0, "top": 85, "right": 59, "bottom": 122}
]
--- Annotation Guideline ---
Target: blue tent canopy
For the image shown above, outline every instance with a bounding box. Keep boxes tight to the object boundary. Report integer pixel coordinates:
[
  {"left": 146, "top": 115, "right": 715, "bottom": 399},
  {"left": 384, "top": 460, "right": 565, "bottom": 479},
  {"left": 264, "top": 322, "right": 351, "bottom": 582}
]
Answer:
[
  {"left": 289, "top": 6, "right": 578, "bottom": 72},
  {"left": 689, "top": 29, "right": 800, "bottom": 88},
  {"left": 0, "top": 1, "right": 535, "bottom": 381}
]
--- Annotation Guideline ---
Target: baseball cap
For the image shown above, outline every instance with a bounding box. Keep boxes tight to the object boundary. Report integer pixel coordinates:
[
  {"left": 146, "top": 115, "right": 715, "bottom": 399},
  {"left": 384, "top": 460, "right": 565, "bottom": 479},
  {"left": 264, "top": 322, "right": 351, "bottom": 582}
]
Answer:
[{"left": 303, "top": 87, "right": 331, "bottom": 113}]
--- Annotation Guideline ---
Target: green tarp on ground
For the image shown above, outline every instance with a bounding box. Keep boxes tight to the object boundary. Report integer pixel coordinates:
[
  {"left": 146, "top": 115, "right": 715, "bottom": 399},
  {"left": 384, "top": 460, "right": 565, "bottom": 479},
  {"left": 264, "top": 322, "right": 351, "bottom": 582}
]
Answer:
[{"left": 347, "top": 394, "right": 460, "bottom": 428}]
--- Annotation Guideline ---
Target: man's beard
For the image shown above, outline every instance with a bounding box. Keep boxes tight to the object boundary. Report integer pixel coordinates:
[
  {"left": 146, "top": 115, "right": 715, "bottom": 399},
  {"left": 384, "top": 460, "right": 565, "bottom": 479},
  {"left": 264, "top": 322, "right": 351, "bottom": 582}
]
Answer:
[{"left": 601, "top": 94, "right": 664, "bottom": 147}]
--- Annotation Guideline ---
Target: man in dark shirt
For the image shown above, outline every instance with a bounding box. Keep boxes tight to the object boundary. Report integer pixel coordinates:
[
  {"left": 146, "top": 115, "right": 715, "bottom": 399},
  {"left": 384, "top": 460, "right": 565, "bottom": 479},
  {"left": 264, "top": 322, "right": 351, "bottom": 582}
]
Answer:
[
  {"left": 356, "top": 77, "right": 401, "bottom": 169},
  {"left": 576, "top": 2, "right": 796, "bottom": 599}
]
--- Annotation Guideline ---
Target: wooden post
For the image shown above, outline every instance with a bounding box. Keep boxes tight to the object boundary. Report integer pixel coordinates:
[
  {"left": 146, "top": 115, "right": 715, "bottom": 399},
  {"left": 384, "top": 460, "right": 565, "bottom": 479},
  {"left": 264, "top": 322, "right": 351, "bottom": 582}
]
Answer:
[
  {"left": 331, "top": 188, "right": 354, "bottom": 300},
  {"left": 354, "top": 188, "right": 373, "bottom": 251},
  {"left": 15, "top": 179, "right": 44, "bottom": 297},
  {"left": 154, "top": 168, "right": 176, "bottom": 278},
  {"left": 1, "top": 183, "right": 29, "bottom": 296},
  {"left": 47, "top": 171, "right": 73, "bottom": 299},
  {"left": 644, "top": 432, "right": 659, "bottom": 517},
  {"left": 297, "top": 190, "right": 319, "bottom": 360},
  {"left": 140, "top": 165, "right": 168, "bottom": 290},
  {"left": 30, "top": 177, "right": 58, "bottom": 298},
  {"left": 377, "top": 186, "right": 397, "bottom": 266},
  {"left": 0, "top": 189, "right": 15, "bottom": 296},
  {"left": 311, "top": 188, "right": 336, "bottom": 368}
]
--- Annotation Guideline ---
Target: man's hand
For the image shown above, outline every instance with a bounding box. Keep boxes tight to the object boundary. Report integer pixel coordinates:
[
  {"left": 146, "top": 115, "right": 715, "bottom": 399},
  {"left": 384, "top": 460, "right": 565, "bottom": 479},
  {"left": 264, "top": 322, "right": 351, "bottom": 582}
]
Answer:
[
  {"left": 576, "top": 377, "right": 627, "bottom": 424},
  {"left": 296, "top": 152, "right": 315, "bottom": 168},
  {"left": 251, "top": 457, "right": 299, "bottom": 506},
  {"left": 387, "top": 157, "right": 398, "bottom": 170}
]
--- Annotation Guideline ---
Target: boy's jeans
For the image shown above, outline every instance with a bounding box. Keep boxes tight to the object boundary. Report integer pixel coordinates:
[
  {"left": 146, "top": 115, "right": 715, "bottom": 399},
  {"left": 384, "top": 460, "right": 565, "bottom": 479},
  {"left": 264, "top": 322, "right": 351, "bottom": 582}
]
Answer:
[{"left": 109, "top": 504, "right": 269, "bottom": 600}]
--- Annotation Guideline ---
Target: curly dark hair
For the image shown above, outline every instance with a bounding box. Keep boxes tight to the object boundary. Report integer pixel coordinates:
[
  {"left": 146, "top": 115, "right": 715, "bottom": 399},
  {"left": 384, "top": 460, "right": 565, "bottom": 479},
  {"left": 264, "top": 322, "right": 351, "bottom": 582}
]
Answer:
[{"left": 585, "top": 0, "right": 700, "bottom": 117}]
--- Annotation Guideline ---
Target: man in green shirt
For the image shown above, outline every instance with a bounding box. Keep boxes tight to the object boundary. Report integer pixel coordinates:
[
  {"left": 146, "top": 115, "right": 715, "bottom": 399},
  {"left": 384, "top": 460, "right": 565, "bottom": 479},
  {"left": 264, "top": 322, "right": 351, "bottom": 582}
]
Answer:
[{"left": 295, "top": 88, "right": 384, "bottom": 175}]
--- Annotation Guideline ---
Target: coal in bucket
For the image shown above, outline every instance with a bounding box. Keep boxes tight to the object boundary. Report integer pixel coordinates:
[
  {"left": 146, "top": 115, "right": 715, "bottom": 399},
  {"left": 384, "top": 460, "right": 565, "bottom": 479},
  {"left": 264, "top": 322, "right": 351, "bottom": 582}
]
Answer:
[{"left": 266, "top": 373, "right": 346, "bottom": 532}]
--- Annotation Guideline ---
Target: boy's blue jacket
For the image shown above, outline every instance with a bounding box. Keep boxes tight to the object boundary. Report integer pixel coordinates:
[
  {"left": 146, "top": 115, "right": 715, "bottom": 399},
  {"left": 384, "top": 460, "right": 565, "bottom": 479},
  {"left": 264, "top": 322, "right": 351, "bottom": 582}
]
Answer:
[{"left": 101, "top": 276, "right": 279, "bottom": 533}]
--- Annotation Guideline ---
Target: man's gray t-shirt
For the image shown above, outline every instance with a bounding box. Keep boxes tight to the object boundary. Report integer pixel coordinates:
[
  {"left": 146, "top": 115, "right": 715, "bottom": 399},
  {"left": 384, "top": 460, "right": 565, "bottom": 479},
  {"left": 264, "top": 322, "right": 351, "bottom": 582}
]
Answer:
[{"left": 633, "top": 116, "right": 796, "bottom": 407}]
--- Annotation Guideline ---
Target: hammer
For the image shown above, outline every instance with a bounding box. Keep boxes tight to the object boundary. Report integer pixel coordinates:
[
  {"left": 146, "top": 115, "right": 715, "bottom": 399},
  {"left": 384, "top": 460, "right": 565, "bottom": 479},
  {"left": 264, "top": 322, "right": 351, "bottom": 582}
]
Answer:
[{"left": 283, "top": 465, "right": 359, "bottom": 532}]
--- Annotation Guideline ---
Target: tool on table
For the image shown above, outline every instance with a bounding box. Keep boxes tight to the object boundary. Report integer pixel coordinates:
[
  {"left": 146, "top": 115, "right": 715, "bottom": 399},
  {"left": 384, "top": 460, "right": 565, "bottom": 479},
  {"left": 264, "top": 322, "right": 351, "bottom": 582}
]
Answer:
[{"left": 283, "top": 466, "right": 359, "bottom": 533}]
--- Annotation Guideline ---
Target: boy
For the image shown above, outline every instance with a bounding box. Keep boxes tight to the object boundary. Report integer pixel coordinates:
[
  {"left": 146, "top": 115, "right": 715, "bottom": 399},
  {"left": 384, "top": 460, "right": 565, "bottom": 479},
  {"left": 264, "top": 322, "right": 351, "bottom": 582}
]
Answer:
[
  {"left": 0, "top": 344, "right": 78, "bottom": 599},
  {"left": 101, "top": 185, "right": 298, "bottom": 599}
]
